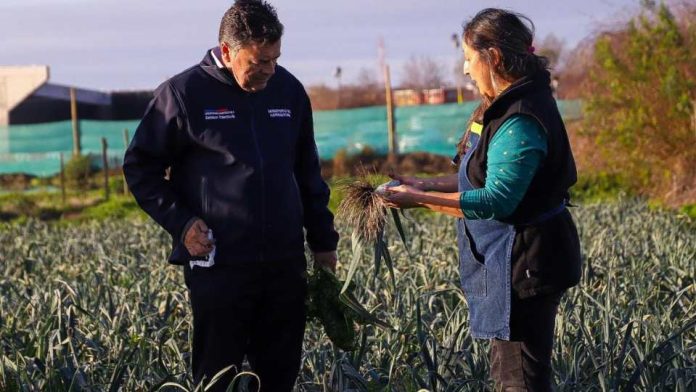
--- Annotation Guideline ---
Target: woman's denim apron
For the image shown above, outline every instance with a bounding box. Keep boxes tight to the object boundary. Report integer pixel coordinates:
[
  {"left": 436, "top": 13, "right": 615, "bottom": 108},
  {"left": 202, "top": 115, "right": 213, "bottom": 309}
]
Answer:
[{"left": 456, "top": 123, "right": 514, "bottom": 340}]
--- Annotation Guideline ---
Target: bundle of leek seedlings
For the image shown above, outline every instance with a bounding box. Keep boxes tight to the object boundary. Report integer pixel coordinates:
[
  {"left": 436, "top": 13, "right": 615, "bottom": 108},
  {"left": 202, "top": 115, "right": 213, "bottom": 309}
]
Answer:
[
  {"left": 336, "top": 176, "right": 409, "bottom": 290},
  {"left": 306, "top": 175, "right": 408, "bottom": 351}
]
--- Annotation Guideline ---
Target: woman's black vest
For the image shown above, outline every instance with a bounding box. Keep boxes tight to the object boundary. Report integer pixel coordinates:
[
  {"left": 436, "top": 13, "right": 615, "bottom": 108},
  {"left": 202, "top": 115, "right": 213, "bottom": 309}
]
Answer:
[
  {"left": 468, "top": 70, "right": 582, "bottom": 297},
  {"left": 468, "top": 70, "right": 576, "bottom": 223}
]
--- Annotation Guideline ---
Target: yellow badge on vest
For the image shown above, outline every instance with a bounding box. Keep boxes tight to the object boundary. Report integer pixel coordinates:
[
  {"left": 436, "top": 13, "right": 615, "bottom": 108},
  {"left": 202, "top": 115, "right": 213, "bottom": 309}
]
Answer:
[{"left": 471, "top": 122, "right": 483, "bottom": 135}]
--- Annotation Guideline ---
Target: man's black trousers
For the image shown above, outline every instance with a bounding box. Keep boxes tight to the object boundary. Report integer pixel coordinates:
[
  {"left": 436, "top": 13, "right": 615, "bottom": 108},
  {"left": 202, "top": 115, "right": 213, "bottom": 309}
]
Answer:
[{"left": 183, "top": 258, "right": 308, "bottom": 392}]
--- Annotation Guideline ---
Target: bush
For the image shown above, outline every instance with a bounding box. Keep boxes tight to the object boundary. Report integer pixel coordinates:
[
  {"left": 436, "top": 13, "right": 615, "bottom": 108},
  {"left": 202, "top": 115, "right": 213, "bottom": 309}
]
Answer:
[
  {"left": 582, "top": 2, "right": 695, "bottom": 205},
  {"left": 679, "top": 203, "right": 696, "bottom": 219},
  {"left": 80, "top": 196, "right": 144, "bottom": 221},
  {"left": 0, "top": 194, "right": 39, "bottom": 217},
  {"left": 358, "top": 145, "right": 377, "bottom": 160},
  {"left": 64, "top": 154, "right": 95, "bottom": 190},
  {"left": 571, "top": 172, "right": 632, "bottom": 203},
  {"left": 108, "top": 175, "right": 126, "bottom": 195},
  {"left": 29, "top": 177, "right": 52, "bottom": 188},
  {"left": 332, "top": 148, "right": 349, "bottom": 177}
]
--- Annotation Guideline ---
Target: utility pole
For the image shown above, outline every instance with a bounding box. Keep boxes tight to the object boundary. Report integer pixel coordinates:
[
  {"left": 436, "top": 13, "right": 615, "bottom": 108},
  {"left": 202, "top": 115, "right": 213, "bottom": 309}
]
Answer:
[
  {"left": 334, "top": 66, "right": 342, "bottom": 109},
  {"left": 384, "top": 64, "right": 397, "bottom": 161},
  {"left": 70, "top": 88, "right": 81, "bottom": 156},
  {"left": 101, "top": 137, "right": 109, "bottom": 200},
  {"left": 59, "top": 152, "right": 66, "bottom": 205},
  {"left": 451, "top": 33, "right": 464, "bottom": 104},
  {"left": 123, "top": 129, "right": 129, "bottom": 195}
]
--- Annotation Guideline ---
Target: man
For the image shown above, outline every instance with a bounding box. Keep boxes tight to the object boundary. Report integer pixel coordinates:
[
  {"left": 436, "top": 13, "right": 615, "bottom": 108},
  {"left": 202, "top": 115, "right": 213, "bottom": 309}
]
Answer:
[{"left": 123, "top": 1, "right": 339, "bottom": 390}]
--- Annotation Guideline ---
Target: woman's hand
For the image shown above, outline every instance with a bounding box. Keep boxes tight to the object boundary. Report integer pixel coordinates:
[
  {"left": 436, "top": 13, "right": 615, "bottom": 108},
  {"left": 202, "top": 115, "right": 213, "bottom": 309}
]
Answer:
[
  {"left": 382, "top": 184, "right": 425, "bottom": 209},
  {"left": 389, "top": 172, "right": 429, "bottom": 191}
]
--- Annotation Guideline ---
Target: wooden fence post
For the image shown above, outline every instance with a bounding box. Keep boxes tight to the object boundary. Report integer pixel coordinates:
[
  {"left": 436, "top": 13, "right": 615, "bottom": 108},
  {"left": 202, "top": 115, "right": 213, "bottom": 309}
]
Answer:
[
  {"left": 123, "top": 128, "right": 129, "bottom": 195},
  {"left": 101, "top": 137, "right": 109, "bottom": 201},
  {"left": 60, "top": 152, "right": 66, "bottom": 206},
  {"left": 70, "top": 88, "right": 81, "bottom": 157}
]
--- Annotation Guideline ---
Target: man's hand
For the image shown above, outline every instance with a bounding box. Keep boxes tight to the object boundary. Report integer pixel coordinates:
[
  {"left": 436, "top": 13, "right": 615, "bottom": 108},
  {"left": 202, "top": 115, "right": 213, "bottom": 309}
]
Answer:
[
  {"left": 184, "top": 219, "right": 215, "bottom": 257},
  {"left": 313, "top": 250, "right": 338, "bottom": 272}
]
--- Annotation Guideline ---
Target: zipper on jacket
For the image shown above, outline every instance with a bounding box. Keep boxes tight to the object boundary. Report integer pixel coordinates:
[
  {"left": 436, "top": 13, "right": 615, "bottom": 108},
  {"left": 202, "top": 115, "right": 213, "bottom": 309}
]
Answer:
[
  {"left": 248, "top": 96, "right": 266, "bottom": 262},
  {"left": 201, "top": 176, "right": 209, "bottom": 216}
]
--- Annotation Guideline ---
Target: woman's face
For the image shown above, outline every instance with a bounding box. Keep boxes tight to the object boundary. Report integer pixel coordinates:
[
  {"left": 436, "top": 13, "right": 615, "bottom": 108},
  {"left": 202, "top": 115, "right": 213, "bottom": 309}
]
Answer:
[{"left": 463, "top": 42, "right": 496, "bottom": 99}]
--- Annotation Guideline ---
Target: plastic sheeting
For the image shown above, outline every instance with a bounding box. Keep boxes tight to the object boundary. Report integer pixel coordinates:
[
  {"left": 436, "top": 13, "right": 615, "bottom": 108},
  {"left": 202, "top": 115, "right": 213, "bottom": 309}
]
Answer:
[{"left": 0, "top": 100, "right": 581, "bottom": 176}]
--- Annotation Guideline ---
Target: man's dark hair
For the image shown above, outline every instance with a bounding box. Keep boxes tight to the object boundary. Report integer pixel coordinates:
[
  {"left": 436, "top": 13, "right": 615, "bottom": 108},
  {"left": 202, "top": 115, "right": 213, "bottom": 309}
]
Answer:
[{"left": 219, "top": 0, "right": 284, "bottom": 49}]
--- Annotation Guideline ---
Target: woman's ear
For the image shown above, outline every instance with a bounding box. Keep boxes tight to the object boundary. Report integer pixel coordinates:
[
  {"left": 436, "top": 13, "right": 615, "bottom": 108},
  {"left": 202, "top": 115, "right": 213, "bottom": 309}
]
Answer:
[{"left": 488, "top": 47, "right": 503, "bottom": 68}]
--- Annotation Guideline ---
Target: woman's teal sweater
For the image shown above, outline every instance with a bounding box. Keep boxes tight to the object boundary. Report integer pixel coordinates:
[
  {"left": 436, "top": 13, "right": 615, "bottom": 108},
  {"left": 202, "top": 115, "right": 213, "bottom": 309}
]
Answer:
[{"left": 460, "top": 115, "right": 547, "bottom": 219}]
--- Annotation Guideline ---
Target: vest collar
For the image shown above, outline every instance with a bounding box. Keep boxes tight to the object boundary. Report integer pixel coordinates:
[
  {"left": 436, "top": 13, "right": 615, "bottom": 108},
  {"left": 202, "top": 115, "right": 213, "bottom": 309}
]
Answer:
[{"left": 483, "top": 70, "right": 552, "bottom": 124}]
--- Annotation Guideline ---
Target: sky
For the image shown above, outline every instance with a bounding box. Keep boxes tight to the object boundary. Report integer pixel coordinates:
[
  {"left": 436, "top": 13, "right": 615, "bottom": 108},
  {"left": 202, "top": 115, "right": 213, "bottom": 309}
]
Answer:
[{"left": 0, "top": 0, "right": 644, "bottom": 91}]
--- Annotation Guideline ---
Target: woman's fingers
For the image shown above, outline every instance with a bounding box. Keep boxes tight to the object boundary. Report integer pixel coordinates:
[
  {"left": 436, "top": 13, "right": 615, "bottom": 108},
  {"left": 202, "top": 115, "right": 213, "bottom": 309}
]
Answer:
[
  {"left": 389, "top": 172, "right": 411, "bottom": 184},
  {"left": 381, "top": 194, "right": 399, "bottom": 208},
  {"left": 387, "top": 184, "right": 420, "bottom": 194}
]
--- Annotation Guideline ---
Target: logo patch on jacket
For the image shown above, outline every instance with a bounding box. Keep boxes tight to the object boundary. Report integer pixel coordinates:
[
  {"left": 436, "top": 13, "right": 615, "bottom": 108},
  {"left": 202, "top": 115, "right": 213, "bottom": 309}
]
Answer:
[
  {"left": 205, "top": 108, "right": 236, "bottom": 120},
  {"left": 268, "top": 108, "right": 291, "bottom": 118}
]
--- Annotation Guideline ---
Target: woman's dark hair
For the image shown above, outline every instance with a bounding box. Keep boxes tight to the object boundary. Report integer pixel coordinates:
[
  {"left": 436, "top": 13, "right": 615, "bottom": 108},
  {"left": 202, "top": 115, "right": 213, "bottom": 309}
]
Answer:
[
  {"left": 463, "top": 8, "right": 548, "bottom": 82},
  {"left": 456, "top": 8, "right": 548, "bottom": 157},
  {"left": 219, "top": 0, "right": 284, "bottom": 49}
]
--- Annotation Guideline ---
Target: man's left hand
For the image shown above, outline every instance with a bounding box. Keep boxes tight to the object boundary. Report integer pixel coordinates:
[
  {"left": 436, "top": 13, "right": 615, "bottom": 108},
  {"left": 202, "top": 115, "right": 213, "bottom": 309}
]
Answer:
[{"left": 313, "top": 250, "right": 338, "bottom": 272}]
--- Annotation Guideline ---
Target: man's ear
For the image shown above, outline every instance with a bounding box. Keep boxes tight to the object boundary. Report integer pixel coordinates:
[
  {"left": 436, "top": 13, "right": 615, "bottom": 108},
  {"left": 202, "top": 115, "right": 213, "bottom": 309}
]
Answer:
[{"left": 220, "top": 42, "right": 233, "bottom": 62}]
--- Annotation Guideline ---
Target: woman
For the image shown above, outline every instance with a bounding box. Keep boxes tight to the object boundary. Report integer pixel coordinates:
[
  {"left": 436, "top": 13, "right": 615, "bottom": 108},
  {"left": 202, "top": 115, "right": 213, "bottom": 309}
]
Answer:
[{"left": 384, "top": 8, "right": 582, "bottom": 392}]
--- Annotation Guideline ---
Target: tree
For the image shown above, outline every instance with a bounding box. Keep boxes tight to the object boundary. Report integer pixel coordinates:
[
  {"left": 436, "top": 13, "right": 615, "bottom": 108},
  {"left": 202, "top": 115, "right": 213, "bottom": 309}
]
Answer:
[
  {"left": 536, "top": 33, "right": 565, "bottom": 70},
  {"left": 582, "top": 2, "right": 695, "bottom": 204},
  {"left": 555, "top": 39, "right": 594, "bottom": 99},
  {"left": 307, "top": 84, "right": 337, "bottom": 110},
  {"left": 306, "top": 68, "right": 385, "bottom": 110},
  {"left": 356, "top": 67, "right": 379, "bottom": 89},
  {"left": 400, "top": 56, "right": 446, "bottom": 89}
]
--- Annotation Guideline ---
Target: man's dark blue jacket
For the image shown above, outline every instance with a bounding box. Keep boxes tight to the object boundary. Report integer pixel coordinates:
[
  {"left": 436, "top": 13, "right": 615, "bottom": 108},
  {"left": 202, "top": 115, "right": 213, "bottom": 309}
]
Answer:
[{"left": 123, "top": 48, "right": 339, "bottom": 265}]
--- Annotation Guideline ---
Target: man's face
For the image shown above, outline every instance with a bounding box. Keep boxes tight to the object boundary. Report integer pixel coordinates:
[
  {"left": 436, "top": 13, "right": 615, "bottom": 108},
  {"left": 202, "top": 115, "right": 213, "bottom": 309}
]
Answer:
[{"left": 221, "top": 40, "right": 281, "bottom": 92}]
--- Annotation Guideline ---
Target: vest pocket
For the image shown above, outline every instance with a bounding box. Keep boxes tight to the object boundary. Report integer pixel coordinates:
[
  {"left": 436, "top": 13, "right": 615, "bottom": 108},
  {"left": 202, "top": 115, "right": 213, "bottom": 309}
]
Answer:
[
  {"left": 457, "top": 219, "right": 487, "bottom": 297},
  {"left": 511, "top": 210, "right": 582, "bottom": 296}
]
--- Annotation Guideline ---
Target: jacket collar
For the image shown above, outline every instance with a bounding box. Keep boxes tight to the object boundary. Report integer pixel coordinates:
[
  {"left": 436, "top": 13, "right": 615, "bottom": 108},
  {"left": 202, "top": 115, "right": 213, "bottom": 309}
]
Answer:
[{"left": 200, "top": 47, "right": 244, "bottom": 91}]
